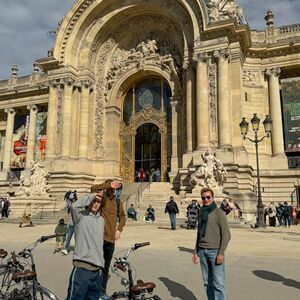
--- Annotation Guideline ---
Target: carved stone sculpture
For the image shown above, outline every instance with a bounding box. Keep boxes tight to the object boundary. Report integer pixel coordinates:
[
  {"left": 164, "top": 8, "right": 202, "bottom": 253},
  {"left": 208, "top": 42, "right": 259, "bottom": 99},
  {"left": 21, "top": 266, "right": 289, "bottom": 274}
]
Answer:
[
  {"left": 190, "top": 149, "right": 227, "bottom": 193},
  {"left": 13, "top": 161, "right": 52, "bottom": 198},
  {"left": 206, "top": 0, "right": 246, "bottom": 25}
]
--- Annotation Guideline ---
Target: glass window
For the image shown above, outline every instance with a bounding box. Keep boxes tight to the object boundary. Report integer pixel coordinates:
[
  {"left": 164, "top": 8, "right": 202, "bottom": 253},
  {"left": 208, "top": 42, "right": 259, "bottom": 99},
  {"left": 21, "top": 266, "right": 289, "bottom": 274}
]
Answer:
[
  {"left": 135, "top": 79, "right": 161, "bottom": 112},
  {"left": 123, "top": 78, "right": 172, "bottom": 123},
  {"left": 123, "top": 88, "right": 133, "bottom": 125},
  {"left": 163, "top": 83, "right": 172, "bottom": 122}
]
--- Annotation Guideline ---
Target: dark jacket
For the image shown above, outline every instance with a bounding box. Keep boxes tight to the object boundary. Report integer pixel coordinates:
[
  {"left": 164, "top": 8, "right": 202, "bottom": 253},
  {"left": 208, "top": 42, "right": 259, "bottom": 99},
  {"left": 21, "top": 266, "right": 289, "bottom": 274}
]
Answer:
[{"left": 165, "top": 200, "right": 179, "bottom": 214}]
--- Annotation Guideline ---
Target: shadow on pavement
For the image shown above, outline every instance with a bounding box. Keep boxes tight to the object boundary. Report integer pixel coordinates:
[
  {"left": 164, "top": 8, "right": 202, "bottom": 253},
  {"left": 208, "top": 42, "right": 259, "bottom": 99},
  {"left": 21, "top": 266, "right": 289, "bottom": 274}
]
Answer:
[
  {"left": 157, "top": 227, "right": 172, "bottom": 230},
  {"left": 253, "top": 270, "right": 300, "bottom": 289},
  {"left": 177, "top": 246, "right": 194, "bottom": 254},
  {"left": 159, "top": 277, "right": 197, "bottom": 300}
]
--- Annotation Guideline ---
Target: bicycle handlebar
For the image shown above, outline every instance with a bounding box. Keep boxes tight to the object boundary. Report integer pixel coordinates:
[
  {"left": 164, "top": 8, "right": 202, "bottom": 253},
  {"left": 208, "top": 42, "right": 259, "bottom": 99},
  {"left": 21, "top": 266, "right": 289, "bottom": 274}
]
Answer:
[
  {"left": 40, "top": 234, "right": 58, "bottom": 242},
  {"left": 134, "top": 242, "right": 150, "bottom": 250}
]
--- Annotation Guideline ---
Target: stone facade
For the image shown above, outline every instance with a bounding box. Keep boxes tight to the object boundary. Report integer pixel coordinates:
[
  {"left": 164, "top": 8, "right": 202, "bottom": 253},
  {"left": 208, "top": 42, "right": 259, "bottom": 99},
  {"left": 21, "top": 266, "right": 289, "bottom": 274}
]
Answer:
[{"left": 0, "top": 1, "right": 299, "bottom": 216}]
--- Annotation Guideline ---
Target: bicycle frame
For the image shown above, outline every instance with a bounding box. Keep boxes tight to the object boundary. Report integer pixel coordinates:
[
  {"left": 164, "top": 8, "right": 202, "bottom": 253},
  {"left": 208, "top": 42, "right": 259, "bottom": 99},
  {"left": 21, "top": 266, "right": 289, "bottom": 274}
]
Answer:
[{"left": 0, "top": 234, "right": 60, "bottom": 300}]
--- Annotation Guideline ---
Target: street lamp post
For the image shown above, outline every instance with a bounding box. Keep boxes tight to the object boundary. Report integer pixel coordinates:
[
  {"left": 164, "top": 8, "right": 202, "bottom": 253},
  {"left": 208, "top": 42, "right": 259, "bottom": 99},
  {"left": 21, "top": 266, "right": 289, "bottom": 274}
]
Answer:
[{"left": 239, "top": 113, "right": 272, "bottom": 228}]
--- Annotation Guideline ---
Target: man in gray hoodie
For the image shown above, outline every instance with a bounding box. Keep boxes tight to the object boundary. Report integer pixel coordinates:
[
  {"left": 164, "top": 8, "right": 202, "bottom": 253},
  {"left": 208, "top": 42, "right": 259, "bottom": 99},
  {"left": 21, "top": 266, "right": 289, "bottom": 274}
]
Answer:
[{"left": 66, "top": 193, "right": 104, "bottom": 300}]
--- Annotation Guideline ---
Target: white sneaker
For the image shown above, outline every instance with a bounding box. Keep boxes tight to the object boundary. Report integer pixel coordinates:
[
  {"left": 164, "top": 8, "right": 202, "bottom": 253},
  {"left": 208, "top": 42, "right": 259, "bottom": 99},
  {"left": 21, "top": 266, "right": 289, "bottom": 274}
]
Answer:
[{"left": 61, "top": 249, "right": 68, "bottom": 255}]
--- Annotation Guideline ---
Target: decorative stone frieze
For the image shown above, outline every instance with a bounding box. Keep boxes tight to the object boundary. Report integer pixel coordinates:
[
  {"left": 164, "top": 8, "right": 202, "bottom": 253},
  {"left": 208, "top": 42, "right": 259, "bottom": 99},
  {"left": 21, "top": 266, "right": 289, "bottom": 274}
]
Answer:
[
  {"left": 207, "top": 59, "right": 217, "bottom": 146},
  {"left": 242, "top": 70, "right": 256, "bottom": 85}
]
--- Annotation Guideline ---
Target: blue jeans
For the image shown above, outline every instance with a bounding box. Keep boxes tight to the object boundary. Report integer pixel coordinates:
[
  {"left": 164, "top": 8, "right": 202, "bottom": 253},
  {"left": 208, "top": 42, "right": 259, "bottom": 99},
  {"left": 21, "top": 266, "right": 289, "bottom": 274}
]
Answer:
[
  {"left": 67, "top": 267, "right": 102, "bottom": 300},
  {"left": 198, "top": 248, "right": 226, "bottom": 300},
  {"left": 169, "top": 213, "right": 176, "bottom": 230},
  {"left": 65, "top": 225, "right": 74, "bottom": 252}
]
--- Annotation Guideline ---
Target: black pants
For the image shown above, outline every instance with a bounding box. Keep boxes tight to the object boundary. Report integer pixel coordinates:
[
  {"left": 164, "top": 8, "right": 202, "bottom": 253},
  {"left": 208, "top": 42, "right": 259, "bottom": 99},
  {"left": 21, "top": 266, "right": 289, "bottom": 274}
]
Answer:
[
  {"left": 269, "top": 216, "right": 276, "bottom": 227},
  {"left": 102, "top": 240, "right": 115, "bottom": 294},
  {"left": 2, "top": 209, "right": 8, "bottom": 218}
]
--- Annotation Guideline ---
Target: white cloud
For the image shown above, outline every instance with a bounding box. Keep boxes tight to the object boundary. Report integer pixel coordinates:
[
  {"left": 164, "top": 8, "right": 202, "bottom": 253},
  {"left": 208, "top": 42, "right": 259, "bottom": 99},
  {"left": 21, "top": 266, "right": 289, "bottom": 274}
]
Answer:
[{"left": 0, "top": 0, "right": 299, "bottom": 80}]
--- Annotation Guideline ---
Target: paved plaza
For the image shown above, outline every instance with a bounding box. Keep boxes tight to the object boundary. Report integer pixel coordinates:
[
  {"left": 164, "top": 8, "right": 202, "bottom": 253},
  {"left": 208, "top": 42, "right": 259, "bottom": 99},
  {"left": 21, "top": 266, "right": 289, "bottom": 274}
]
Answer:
[{"left": 1, "top": 222, "right": 300, "bottom": 300}]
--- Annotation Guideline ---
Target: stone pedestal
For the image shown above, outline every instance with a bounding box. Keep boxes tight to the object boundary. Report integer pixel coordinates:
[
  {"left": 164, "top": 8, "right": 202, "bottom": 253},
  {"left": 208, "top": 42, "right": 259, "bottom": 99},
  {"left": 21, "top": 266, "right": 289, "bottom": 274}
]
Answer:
[{"left": 8, "top": 197, "right": 57, "bottom": 218}]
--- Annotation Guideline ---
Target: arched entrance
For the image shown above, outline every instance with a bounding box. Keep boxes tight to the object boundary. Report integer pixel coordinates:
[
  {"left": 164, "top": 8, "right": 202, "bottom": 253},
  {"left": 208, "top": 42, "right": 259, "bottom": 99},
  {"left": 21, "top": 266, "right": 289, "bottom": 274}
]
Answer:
[
  {"left": 120, "top": 77, "right": 171, "bottom": 182},
  {"left": 135, "top": 123, "right": 161, "bottom": 181}
]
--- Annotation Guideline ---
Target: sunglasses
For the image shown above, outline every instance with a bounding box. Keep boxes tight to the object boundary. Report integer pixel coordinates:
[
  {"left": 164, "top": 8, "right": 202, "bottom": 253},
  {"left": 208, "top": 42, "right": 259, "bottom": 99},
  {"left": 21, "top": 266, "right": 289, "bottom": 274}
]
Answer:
[
  {"left": 201, "top": 195, "right": 211, "bottom": 201},
  {"left": 92, "top": 196, "right": 102, "bottom": 204}
]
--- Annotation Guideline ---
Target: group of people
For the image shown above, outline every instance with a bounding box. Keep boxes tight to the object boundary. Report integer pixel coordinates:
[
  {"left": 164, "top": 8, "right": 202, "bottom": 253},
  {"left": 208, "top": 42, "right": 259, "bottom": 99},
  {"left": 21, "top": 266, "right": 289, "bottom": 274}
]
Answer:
[
  {"left": 55, "top": 180, "right": 126, "bottom": 300},
  {"left": 135, "top": 167, "right": 161, "bottom": 182},
  {"left": 62, "top": 184, "right": 230, "bottom": 300},
  {"left": 220, "top": 199, "right": 243, "bottom": 220},
  {"left": 266, "top": 201, "right": 299, "bottom": 227},
  {"left": 127, "top": 204, "right": 155, "bottom": 222},
  {"left": 0, "top": 197, "right": 10, "bottom": 219}
]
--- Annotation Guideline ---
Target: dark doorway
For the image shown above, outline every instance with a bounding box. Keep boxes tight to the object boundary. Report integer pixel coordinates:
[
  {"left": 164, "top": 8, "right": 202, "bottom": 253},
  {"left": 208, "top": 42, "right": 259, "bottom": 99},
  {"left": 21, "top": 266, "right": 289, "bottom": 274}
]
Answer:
[{"left": 135, "top": 123, "right": 161, "bottom": 181}]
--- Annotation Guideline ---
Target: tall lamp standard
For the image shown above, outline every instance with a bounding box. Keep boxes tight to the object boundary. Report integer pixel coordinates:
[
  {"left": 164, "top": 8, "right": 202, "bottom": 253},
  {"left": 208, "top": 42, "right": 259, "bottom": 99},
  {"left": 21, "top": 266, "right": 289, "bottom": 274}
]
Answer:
[{"left": 239, "top": 113, "right": 272, "bottom": 228}]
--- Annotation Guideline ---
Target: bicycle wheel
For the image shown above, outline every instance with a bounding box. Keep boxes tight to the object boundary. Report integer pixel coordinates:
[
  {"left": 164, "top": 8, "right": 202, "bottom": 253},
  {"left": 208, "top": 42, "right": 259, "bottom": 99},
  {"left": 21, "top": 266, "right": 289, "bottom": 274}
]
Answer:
[{"left": 31, "top": 284, "right": 59, "bottom": 300}]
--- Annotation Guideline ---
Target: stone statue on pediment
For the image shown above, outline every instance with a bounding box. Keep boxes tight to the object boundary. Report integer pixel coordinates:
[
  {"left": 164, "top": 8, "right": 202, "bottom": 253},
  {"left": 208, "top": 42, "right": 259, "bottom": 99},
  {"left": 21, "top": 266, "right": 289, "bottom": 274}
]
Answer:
[{"left": 206, "top": 0, "right": 246, "bottom": 24}]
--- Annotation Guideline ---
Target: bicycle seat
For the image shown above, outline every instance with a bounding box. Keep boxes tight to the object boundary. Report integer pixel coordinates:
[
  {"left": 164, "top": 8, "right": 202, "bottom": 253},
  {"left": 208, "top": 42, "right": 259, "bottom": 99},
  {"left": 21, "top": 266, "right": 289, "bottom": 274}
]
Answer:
[
  {"left": 0, "top": 249, "right": 8, "bottom": 258},
  {"left": 131, "top": 279, "right": 156, "bottom": 293},
  {"left": 12, "top": 270, "right": 37, "bottom": 281}
]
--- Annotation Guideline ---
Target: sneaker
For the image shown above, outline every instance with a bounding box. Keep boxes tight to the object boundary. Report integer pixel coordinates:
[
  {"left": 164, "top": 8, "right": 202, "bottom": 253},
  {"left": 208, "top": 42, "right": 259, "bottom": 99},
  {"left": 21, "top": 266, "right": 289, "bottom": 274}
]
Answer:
[
  {"left": 61, "top": 249, "right": 68, "bottom": 255},
  {"left": 99, "top": 293, "right": 110, "bottom": 300}
]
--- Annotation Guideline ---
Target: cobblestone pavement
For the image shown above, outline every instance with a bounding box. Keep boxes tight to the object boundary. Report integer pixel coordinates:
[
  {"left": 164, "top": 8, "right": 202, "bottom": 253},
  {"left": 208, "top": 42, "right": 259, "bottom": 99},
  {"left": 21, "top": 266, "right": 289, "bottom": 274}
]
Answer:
[{"left": 1, "top": 222, "right": 300, "bottom": 300}]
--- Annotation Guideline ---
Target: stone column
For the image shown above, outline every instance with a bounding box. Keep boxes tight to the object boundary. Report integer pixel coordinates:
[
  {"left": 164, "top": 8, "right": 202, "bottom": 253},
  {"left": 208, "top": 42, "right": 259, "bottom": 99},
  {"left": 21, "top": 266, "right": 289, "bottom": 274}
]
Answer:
[
  {"left": 196, "top": 52, "right": 210, "bottom": 150},
  {"left": 171, "top": 98, "right": 179, "bottom": 171},
  {"left": 46, "top": 80, "right": 58, "bottom": 158},
  {"left": 266, "top": 68, "right": 285, "bottom": 156},
  {"left": 2, "top": 108, "right": 16, "bottom": 173},
  {"left": 25, "top": 104, "right": 38, "bottom": 169},
  {"left": 78, "top": 80, "right": 93, "bottom": 159},
  {"left": 186, "top": 65, "right": 194, "bottom": 153},
  {"left": 214, "top": 49, "right": 232, "bottom": 148},
  {"left": 61, "top": 77, "right": 75, "bottom": 157}
]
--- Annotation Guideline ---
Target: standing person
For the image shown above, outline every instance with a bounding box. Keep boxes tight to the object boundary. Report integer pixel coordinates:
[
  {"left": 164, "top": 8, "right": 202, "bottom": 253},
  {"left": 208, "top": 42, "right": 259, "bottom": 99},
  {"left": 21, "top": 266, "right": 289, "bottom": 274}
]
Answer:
[
  {"left": 165, "top": 196, "right": 179, "bottom": 230},
  {"left": 61, "top": 202, "right": 75, "bottom": 255},
  {"left": 138, "top": 168, "right": 145, "bottom": 182},
  {"left": 91, "top": 180, "right": 126, "bottom": 300},
  {"left": 282, "top": 201, "right": 293, "bottom": 228},
  {"left": 64, "top": 190, "right": 72, "bottom": 208},
  {"left": 66, "top": 194, "right": 104, "bottom": 300},
  {"left": 296, "top": 207, "right": 300, "bottom": 226},
  {"left": 155, "top": 168, "right": 161, "bottom": 182},
  {"left": 276, "top": 202, "right": 284, "bottom": 226},
  {"left": 268, "top": 202, "right": 276, "bottom": 227},
  {"left": 0, "top": 198, "right": 4, "bottom": 219},
  {"left": 192, "top": 187, "right": 231, "bottom": 300},
  {"left": 54, "top": 218, "right": 67, "bottom": 253},
  {"left": 19, "top": 202, "right": 34, "bottom": 227},
  {"left": 2, "top": 198, "right": 10, "bottom": 218}
]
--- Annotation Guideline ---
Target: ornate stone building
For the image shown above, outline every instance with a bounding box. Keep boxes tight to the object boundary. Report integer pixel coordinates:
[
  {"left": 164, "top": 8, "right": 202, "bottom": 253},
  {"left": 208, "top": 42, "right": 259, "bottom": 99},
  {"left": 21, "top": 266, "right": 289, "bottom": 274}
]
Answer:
[{"left": 0, "top": 0, "right": 299, "bottom": 212}]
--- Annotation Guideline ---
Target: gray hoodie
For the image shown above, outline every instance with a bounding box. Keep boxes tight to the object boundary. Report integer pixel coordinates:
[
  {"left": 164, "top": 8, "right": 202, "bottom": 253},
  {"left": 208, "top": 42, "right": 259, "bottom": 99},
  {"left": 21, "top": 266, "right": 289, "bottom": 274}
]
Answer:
[{"left": 71, "top": 194, "right": 105, "bottom": 268}]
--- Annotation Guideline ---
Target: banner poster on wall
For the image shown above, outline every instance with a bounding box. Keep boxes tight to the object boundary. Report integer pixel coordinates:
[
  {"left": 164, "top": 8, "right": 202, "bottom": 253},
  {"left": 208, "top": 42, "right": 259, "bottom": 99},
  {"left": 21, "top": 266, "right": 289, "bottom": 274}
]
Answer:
[
  {"left": 10, "top": 114, "right": 29, "bottom": 169},
  {"left": 281, "top": 77, "right": 300, "bottom": 152},
  {"left": 35, "top": 112, "right": 47, "bottom": 161}
]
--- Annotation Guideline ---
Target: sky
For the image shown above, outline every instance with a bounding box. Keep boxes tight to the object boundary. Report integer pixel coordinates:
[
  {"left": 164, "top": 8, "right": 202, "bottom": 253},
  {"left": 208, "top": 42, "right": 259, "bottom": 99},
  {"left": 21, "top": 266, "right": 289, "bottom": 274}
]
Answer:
[{"left": 0, "top": 0, "right": 299, "bottom": 80}]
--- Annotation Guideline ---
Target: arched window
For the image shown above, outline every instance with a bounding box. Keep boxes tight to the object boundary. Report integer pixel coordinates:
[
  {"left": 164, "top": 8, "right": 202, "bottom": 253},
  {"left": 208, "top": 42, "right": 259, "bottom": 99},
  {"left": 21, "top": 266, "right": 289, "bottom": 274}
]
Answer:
[{"left": 123, "top": 78, "right": 171, "bottom": 125}]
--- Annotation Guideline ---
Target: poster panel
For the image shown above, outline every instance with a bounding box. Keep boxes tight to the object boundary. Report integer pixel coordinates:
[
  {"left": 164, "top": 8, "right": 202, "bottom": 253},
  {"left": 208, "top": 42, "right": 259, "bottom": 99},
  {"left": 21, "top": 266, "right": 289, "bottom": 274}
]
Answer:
[
  {"left": 35, "top": 112, "right": 47, "bottom": 161},
  {"left": 11, "top": 115, "right": 29, "bottom": 169},
  {"left": 281, "top": 77, "right": 300, "bottom": 152}
]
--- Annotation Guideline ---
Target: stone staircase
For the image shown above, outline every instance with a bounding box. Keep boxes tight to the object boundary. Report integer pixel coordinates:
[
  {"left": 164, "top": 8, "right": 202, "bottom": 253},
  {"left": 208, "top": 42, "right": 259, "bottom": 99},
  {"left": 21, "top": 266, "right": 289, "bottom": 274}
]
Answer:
[{"left": 126, "top": 182, "right": 188, "bottom": 221}]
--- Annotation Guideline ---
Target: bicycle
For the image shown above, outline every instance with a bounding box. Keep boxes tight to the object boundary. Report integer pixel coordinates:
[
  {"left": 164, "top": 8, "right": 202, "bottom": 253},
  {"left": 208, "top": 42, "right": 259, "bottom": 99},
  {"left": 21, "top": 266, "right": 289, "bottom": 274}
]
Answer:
[
  {"left": 110, "top": 242, "right": 161, "bottom": 300},
  {"left": 0, "top": 234, "right": 60, "bottom": 300}
]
